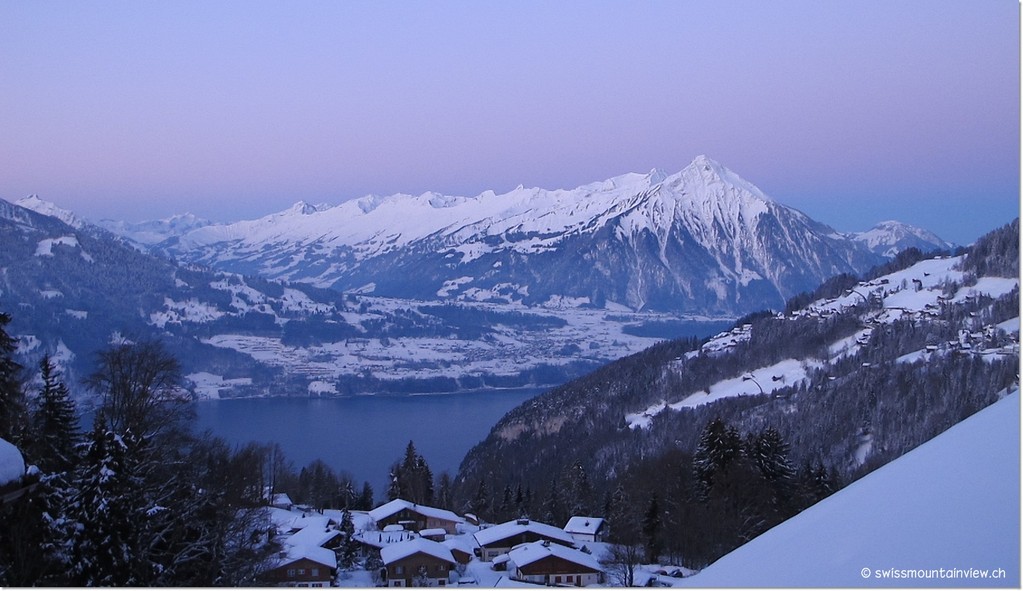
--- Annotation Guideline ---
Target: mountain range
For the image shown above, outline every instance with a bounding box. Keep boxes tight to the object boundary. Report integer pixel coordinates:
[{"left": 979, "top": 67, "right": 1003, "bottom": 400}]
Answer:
[
  {"left": 81, "top": 156, "right": 953, "bottom": 316},
  {"left": 4, "top": 156, "right": 957, "bottom": 400}
]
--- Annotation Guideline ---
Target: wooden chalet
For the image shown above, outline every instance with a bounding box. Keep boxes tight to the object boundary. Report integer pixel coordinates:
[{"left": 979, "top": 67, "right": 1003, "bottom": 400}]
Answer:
[{"left": 380, "top": 538, "right": 456, "bottom": 587}]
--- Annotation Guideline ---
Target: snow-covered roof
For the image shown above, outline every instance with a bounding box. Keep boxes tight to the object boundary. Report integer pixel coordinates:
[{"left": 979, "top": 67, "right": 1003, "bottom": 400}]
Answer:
[
  {"left": 0, "top": 438, "right": 25, "bottom": 486},
  {"left": 286, "top": 524, "right": 341, "bottom": 549},
  {"left": 368, "top": 499, "right": 463, "bottom": 525},
  {"left": 271, "top": 492, "right": 293, "bottom": 506},
  {"left": 507, "top": 541, "right": 602, "bottom": 572},
  {"left": 419, "top": 527, "right": 446, "bottom": 537},
  {"left": 473, "top": 519, "right": 576, "bottom": 548},
  {"left": 441, "top": 537, "right": 474, "bottom": 556},
  {"left": 380, "top": 538, "right": 455, "bottom": 566},
  {"left": 563, "top": 516, "right": 604, "bottom": 536},
  {"left": 279, "top": 544, "right": 337, "bottom": 570}
]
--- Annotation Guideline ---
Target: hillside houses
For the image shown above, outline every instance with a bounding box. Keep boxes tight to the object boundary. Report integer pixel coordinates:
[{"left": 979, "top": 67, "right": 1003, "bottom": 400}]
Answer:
[{"left": 258, "top": 496, "right": 620, "bottom": 587}]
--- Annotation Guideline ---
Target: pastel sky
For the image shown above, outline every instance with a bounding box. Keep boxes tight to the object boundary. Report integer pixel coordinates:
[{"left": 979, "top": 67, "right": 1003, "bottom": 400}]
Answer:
[{"left": 0, "top": 0, "right": 1018, "bottom": 245}]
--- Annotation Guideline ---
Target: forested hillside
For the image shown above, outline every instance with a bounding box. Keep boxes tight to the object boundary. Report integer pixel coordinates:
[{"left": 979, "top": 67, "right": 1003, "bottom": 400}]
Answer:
[{"left": 453, "top": 219, "right": 1019, "bottom": 569}]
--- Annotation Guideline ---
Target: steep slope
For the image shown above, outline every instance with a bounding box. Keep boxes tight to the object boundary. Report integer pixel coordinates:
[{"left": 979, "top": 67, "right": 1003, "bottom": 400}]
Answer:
[
  {"left": 682, "top": 389, "right": 1019, "bottom": 587},
  {"left": 148, "top": 156, "right": 912, "bottom": 315}
]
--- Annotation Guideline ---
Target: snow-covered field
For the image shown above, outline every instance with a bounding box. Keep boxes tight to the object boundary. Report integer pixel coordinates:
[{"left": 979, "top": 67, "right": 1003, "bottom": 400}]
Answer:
[{"left": 680, "top": 388, "right": 1020, "bottom": 587}]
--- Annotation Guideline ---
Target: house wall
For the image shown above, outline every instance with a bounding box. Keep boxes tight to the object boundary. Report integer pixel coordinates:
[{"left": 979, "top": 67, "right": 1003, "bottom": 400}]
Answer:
[
  {"left": 385, "top": 553, "right": 453, "bottom": 587},
  {"left": 264, "top": 557, "right": 334, "bottom": 587}
]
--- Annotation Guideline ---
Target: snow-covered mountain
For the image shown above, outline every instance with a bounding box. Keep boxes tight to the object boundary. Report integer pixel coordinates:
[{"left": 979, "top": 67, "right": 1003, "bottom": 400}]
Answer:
[
  {"left": 16, "top": 195, "right": 89, "bottom": 230},
  {"left": 95, "top": 212, "right": 215, "bottom": 246},
  {"left": 850, "top": 220, "right": 955, "bottom": 257},
  {"left": 134, "top": 156, "right": 948, "bottom": 315}
]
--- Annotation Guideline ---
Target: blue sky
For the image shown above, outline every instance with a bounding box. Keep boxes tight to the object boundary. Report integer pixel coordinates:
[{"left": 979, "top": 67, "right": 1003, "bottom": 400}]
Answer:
[{"left": 0, "top": 0, "right": 1018, "bottom": 244}]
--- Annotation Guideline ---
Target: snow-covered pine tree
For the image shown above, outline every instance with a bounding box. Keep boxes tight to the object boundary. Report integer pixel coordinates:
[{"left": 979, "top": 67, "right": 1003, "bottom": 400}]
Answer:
[
  {"left": 69, "top": 415, "right": 142, "bottom": 586},
  {"left": 338, "top": 508, "right": 359, "bottom": 569},
  {"left": 693, "top": 418, "right": 742, "bottom": 496}
]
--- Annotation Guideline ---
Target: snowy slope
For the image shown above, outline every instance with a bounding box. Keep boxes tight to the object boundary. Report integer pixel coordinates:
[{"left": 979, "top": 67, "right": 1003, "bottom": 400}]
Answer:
[
  {"left": 681, "top": 389, "right": 1020, "bottom": 588},
  {"left": 626, "top": 253, "right": 1019, "bottom": 428}
]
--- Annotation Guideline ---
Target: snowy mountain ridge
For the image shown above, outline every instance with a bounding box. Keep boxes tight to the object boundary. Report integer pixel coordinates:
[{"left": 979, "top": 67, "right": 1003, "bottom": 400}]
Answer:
[{"left": 80, "top": 156, "right": 948, "bottom": 315}]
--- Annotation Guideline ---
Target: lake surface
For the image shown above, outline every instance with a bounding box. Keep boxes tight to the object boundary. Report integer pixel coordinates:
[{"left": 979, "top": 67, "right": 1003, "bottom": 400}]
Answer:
[{"left": 193, "top": 388, "right": 543, "bottom": 496}]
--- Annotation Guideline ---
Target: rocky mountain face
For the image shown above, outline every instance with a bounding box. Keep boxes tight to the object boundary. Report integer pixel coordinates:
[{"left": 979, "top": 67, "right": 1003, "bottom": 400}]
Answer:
[{"left": 103, "top": 156, "right": 950, "bottom": 316}]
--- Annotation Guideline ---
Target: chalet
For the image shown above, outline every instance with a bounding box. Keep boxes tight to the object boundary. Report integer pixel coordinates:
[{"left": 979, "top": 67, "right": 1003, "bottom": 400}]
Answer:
[
  {"left": 380, "top": 538, "right": 456, "bottom": 587},
  {"left": 563, "top": 516, "right": 606, "bottom": 543},
  {"left": 507, "top": 541, "right": 603, "bottom": 587},
  {"left": 473, "top": 519, "right": 576, "bottom": 561},
  {"left": 262, "top": 545, "right": 337, "bottom": 587},
  {"left": 369, "top": 499, "right": 464, "bottom": 535}
]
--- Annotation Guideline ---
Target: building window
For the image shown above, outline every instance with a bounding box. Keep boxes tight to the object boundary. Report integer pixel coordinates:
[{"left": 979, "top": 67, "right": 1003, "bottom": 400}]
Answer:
[
  {"left": 287, "top": 569, "right": 296, "bottom": 577},
  {"left": 298, "top": 568, "right": 306, "bottom": 575},
  {"left": 395, "top": 566, "right": 404, "bottom": 575},
  {"left": 555, "top": 575, "right": 562, "bottom": 583},
  {"left": 311, "top": 568, "right": 319, "bottom": 577}
]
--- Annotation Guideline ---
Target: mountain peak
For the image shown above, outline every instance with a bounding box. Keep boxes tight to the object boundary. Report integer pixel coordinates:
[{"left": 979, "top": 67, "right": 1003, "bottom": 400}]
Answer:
[
  {"left": 676, "top": 156, "right": 774, "bottom": 204},
  {"left": 16, "top": 195, "right": 85, "bottom": 229},
  {"left": 288, "top": 201, "right": 328, "bottom": 215}
]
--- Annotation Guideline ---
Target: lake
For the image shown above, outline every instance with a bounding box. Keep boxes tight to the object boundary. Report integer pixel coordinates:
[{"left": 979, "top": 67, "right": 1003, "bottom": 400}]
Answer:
[{"left": 192, "top": 388, "right": 544, "bottom": 497}]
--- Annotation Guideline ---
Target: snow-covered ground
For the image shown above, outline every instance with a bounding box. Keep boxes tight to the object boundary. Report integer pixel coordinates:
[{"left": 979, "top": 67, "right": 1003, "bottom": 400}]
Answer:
[
  {"left": 626, "top": 255, "right": 1019, "bottom": 429},
  {"left": 679, "top": 389, "right": 1020, "bottom": 587}
]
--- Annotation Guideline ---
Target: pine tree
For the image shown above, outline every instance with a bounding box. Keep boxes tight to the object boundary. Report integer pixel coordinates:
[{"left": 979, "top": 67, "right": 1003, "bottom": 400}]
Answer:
[
  {"left": 0, "top": 312, "right": 27, "bottom": 446},
  {"left": 436, "top": 472, "right": 453, "bottom": 510},
  {"left": 563, "top": 460, "right": 593, "bottom": 517},
  {"left": 472, "top": 480, "right": 490, "bottom": 519},
  {"left": 337, "top": 508, "right": 359, "bottom": 569},
  {"left": 31, "top": 355, "right": 80, "bottom": 473},
  {"left": 693, "top": 418, "right": 742, "bottom": 496},
  {"left": 540, "top": 479, "right": 563, "bottom": 526},
  {"left": 357, "top": 481, "right": 375, "bottom": 510},
  {"left": 69, "top": 416, "right": 141, "bottom": 586},
  {"left": 641, "top": 494, "right": 662, "bottom": 563}
]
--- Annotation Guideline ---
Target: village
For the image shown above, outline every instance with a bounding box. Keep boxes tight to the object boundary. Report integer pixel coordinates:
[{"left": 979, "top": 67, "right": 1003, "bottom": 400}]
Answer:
[{"left": 261, "top": 494, "right": 688, "bottom": 587}]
